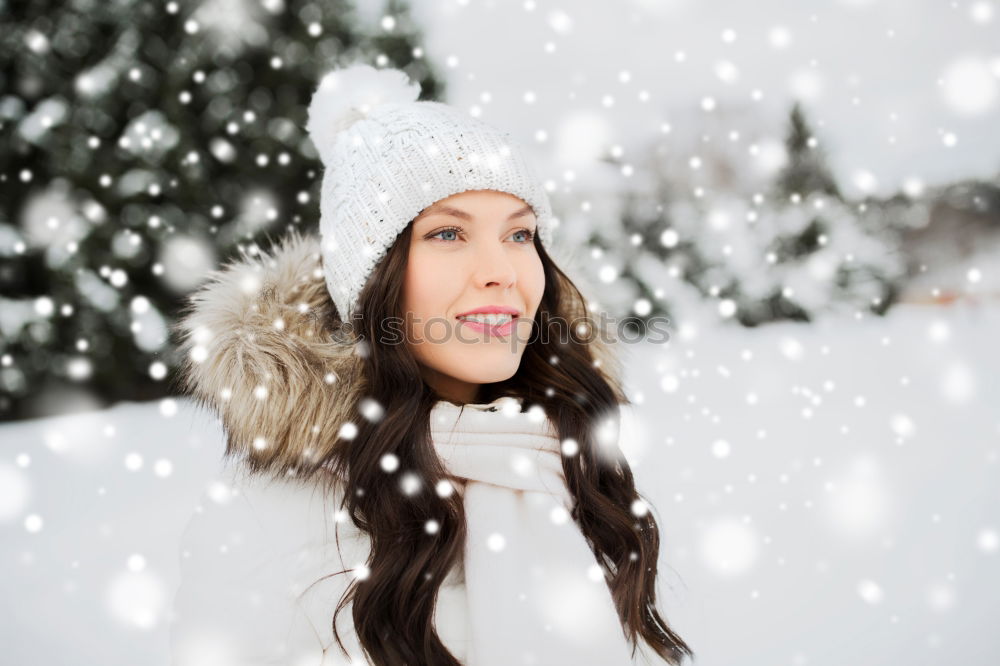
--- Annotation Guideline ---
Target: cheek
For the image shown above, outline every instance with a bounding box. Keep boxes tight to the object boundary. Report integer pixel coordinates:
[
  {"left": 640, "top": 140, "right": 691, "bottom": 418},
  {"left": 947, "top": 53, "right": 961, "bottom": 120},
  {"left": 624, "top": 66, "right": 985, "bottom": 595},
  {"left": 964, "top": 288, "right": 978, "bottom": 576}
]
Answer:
[
  {"left": 403, "top": 248, "right": 457, "bottom": 341},
  {"left": 403, "top": 248, "right": 439, "bottom": 313},
  {"left": 521, "top": 254, "right": 546, "bottom": 309}
]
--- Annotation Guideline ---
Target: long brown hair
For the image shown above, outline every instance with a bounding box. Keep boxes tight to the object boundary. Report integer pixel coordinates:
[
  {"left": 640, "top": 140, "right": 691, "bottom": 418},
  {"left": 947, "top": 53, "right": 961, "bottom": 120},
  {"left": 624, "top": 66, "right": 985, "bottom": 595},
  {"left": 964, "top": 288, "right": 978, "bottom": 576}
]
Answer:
[{"left": 312, "top": 221, "right": 693, "bottom": 665}]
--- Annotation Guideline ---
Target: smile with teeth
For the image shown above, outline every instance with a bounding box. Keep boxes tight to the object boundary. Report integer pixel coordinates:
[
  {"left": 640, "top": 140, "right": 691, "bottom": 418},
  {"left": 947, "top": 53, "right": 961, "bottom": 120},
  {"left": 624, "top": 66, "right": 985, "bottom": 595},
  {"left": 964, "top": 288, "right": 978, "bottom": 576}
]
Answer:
[
  {"left": 456, "top": 313, "right": 516, "bottom": 335},
  {"left": 457, "top": 314, "right": 513, "bottom": 325}
]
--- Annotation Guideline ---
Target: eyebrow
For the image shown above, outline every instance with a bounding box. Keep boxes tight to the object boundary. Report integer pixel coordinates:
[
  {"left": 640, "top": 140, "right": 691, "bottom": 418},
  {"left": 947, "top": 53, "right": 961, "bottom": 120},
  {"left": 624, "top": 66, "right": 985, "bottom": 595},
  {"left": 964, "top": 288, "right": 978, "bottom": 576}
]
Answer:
[{"left": 416, "top": 203, "right": 535, "bottom": 222}]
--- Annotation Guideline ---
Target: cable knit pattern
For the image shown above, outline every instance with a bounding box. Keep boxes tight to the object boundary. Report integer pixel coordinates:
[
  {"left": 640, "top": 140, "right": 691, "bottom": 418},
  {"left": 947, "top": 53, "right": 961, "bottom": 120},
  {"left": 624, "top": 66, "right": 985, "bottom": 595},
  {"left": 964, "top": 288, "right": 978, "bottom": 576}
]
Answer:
[{"left": 309, "top": 64, "right": 556, "bottom": 320}]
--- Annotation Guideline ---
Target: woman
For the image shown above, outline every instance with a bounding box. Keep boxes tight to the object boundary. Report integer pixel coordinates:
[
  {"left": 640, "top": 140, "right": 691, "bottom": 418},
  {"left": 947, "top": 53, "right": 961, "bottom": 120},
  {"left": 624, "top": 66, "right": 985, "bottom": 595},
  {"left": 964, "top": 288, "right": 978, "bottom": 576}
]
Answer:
[{"left": 169, "top": 64, "right": 693, "bottom": 666}]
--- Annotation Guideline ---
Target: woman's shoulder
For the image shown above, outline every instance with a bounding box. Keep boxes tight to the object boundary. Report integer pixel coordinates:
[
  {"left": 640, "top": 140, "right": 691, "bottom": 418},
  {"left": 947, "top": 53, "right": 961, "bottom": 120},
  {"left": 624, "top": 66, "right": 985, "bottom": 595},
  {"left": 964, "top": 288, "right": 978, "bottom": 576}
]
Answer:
[
  {"left": 170, "top": 465, "right": 371, "bottom": 665},
  {"left": 182, "top": 465, "right": 369, "bottom": 566}
]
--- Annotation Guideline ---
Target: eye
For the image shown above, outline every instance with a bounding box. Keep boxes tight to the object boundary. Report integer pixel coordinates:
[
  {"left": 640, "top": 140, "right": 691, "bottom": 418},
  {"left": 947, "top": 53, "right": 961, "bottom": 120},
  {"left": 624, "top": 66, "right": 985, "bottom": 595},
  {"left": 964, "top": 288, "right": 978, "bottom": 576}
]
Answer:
[
  {"left": 510, "top": 228, "right": 536, "bottom": 244},
  {"left": 425, "top": 226, "right": 536, "bottom": 244},
  {"left": 427, "top": 226, "right": 463, "bottom": 242}
]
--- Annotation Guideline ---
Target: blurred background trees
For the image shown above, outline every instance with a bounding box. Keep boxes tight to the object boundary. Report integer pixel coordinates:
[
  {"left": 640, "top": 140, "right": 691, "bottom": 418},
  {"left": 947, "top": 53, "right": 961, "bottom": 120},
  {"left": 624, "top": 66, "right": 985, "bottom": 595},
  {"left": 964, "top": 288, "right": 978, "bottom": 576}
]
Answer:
[
  {"left": 0, "top": 0, "right": 444, "bottom": 419},
  {"left": 2, "top": 0, "right": 998, "bottom": 420}
]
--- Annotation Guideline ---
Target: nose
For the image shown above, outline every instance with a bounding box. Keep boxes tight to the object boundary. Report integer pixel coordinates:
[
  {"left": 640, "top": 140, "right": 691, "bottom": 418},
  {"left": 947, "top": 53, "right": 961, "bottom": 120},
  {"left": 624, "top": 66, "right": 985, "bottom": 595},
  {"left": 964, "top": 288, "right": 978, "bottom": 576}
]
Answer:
[{"left": 471, "top": 239, "right": 517, "bottom": 289}]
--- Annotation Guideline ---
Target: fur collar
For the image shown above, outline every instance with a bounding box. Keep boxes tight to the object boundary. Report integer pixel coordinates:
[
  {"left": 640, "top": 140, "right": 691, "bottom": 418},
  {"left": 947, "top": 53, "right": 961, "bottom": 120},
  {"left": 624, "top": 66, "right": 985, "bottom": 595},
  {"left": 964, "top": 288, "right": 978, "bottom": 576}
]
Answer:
[{"left": 174, "top": 233, "right": 623, "bottom": 478}]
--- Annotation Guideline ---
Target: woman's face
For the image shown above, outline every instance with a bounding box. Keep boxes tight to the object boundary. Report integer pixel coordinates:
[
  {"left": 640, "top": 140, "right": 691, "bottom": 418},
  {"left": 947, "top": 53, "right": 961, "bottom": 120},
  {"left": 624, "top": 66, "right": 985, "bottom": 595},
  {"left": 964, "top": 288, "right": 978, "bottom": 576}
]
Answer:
[{"left": 402, "top": 190, "right": 545, "bottom": 403}]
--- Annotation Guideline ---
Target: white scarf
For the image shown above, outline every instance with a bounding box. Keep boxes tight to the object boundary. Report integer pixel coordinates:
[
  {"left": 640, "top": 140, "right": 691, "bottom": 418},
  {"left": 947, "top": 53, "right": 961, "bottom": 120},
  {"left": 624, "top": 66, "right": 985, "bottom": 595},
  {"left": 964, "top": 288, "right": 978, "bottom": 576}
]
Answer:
[{"left": 429, "top": 396, "right": 637, "bottom": 665}]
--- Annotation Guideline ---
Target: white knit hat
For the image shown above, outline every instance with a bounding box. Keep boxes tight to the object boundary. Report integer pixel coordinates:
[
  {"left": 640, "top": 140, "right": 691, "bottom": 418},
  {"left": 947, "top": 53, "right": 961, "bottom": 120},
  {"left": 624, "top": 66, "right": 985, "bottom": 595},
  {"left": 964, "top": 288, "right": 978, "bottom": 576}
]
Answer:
[{"left": 305, "top": 63, "right": 557, "bottom": 321}]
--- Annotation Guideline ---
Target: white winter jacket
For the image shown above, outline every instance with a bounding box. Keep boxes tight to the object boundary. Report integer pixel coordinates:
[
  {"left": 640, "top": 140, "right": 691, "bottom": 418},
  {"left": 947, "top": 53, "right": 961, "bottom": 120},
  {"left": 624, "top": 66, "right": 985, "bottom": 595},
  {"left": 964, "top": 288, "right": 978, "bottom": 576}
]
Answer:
[{"left": 167, "top": 422, "right": 659, "bottom": 666}]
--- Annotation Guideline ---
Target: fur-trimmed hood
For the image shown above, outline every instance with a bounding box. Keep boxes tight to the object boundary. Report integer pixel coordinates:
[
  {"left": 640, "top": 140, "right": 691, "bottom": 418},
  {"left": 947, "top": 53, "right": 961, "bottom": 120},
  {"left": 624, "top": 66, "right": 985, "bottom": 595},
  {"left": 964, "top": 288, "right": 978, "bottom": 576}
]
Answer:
[{"left": 174, "top": 233, "right": 624, "bottom": 478}]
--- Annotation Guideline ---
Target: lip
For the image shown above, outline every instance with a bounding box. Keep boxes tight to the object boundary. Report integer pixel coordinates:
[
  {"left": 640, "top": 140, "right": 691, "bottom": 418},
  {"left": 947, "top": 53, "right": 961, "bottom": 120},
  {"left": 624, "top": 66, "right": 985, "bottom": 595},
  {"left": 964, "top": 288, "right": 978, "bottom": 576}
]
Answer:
[
  {"left": 454, "top": 306, "right": 521, "bottom": 337},
  {"left": 457, "top": 317, "right": 516, "bottom": 336},
  {"left": 455, "top": 305, "right": 521, "bottom": 317}
]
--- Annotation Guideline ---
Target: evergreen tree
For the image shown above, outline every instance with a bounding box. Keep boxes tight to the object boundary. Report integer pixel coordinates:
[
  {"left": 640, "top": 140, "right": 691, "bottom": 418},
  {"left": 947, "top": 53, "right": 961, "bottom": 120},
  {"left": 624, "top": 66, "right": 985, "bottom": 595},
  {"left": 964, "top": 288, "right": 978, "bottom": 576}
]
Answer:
[
  {"left": 0, "top": 0, "right": 445, "bottom": 420},
  {"left": 773, "top": 102, "right": 841, "bottom": 200},
  {"left": 586, "top": 101, "right": 907, "bottom": 329}
]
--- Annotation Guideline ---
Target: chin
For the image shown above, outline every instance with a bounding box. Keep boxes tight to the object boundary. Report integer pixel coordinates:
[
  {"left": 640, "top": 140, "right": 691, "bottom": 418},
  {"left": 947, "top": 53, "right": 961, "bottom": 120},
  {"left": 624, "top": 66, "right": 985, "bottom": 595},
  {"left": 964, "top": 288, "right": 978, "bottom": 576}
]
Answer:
[{"left": 445, "top": 352, "right": 523, "bottom": 385}]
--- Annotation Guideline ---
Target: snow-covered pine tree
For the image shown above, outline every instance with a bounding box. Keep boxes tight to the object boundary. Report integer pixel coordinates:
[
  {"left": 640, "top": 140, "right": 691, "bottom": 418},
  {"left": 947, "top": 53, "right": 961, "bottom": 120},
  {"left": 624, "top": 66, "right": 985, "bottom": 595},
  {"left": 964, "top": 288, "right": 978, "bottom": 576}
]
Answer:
[
  {"left": 601, "top": 100, "right": 907, "bottom": 330},
  {"left": 0, "top": 0, "right": 444, "bottom": 420},
  {"left": 762, "top": 102, "right": 906, "bottom": 320},
  {"left": 773, "top": 102, "right": 841, "bottom": 200}
]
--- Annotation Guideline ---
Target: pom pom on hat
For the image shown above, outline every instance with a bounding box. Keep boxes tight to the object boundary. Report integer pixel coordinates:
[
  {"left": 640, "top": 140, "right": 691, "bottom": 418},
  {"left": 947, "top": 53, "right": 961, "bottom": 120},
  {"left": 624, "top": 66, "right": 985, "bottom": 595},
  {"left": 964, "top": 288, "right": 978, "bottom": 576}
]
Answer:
[{"left": 306, "top": 63, "right": 422, "bottom": 165}]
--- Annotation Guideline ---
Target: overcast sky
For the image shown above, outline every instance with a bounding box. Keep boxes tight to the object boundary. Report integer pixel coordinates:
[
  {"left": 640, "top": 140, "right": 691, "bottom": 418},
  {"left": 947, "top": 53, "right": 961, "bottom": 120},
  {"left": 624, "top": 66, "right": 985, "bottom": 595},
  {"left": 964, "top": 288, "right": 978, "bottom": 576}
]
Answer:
[{"left": 357, "top": 0, "right": 1000, "bottom": 199}]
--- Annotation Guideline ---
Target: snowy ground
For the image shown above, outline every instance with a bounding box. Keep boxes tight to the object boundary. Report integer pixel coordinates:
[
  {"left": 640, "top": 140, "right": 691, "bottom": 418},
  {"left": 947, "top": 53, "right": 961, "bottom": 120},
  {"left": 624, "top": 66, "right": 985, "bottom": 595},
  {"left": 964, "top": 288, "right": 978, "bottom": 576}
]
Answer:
[{"left": 1, "top": 302, "right": 998, "bottom": 665}]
